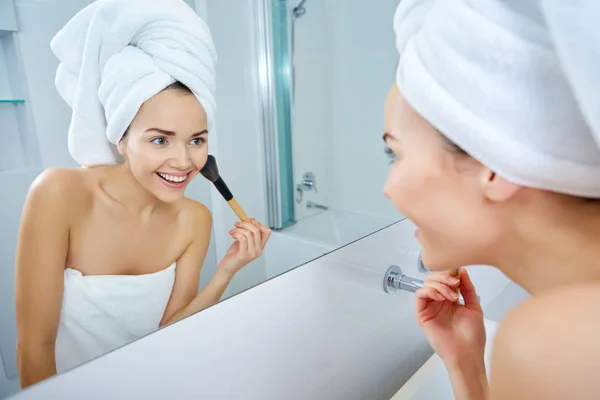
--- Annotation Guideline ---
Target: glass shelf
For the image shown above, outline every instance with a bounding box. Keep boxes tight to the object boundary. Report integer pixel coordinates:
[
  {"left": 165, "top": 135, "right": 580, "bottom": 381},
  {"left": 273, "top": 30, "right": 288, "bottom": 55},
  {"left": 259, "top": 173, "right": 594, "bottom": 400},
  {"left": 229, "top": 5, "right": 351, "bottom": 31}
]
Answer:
[{"left": 0, "top": 99, "right": 25, "bottom": 103}]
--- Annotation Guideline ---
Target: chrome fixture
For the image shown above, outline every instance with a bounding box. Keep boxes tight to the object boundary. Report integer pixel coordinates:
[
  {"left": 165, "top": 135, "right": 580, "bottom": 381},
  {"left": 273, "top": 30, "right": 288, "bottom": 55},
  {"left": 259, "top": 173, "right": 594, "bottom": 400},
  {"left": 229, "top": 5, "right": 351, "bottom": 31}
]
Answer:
[
  {"left": 383, "top": 265, "right": 480, "bottom": 304},
  {"left": 296, "top": 172, "right": 317, "bottom": 203},
  {"left": 292, "top": 0, "right": 308, "bottom": 19},
  {"left": 307, "top": 201, "right": 328, "bottom": 210},
  {"left": 383, "top": 265, "right": 423, "bottom": 294},
  {"left": 291, "top": 0, "right": 308, "bottom": 115},
  {"left": 299, "top": 172, "right": 317, "bottom": 192}
]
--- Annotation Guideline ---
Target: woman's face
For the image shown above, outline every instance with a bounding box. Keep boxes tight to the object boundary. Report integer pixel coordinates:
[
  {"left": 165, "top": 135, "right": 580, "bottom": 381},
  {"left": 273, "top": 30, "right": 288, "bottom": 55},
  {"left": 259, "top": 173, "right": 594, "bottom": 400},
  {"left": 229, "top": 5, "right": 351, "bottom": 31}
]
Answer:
[
  {"left": 119, "top": 88, "right": 208, "bottom": 203},
  {"left": 382, "top": 84, "right": 507, "bottom": 271}
]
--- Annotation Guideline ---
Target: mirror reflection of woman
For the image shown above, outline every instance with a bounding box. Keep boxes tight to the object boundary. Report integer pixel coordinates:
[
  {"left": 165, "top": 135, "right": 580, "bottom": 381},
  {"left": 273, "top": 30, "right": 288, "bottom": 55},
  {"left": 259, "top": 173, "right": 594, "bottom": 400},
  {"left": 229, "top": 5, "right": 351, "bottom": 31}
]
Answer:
[
  {"left": 15, "top": 0, "right": 271, "bottom": 389},
  {"left": 384, "top": 0, "right": 600, "bottom": 398}
]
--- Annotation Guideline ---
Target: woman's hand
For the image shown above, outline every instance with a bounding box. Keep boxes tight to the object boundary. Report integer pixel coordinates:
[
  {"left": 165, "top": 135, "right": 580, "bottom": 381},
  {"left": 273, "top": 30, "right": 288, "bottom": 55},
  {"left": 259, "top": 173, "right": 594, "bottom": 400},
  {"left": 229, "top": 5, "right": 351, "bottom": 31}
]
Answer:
[
  {"left": 415, "top": 268, "right": 486, "bottom": 368},
  {"left": 218, "top": 218, "right": 272, "bottom": 276}
]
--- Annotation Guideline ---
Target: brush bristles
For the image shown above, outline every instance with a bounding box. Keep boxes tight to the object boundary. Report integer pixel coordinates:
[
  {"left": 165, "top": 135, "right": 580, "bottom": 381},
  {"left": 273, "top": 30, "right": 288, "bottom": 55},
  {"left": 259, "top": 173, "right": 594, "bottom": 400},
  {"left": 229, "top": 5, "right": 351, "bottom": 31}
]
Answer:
[{"left": 200, "top": 155, "right": 220, "bottom": 182}]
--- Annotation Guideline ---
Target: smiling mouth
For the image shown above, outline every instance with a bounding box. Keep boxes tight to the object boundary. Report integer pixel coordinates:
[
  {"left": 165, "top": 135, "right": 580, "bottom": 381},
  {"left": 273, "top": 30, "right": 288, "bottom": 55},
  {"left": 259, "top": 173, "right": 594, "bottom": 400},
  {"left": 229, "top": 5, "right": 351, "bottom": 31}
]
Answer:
[{"left": 156, "top": 172, "right": 190, "bottom": 187}]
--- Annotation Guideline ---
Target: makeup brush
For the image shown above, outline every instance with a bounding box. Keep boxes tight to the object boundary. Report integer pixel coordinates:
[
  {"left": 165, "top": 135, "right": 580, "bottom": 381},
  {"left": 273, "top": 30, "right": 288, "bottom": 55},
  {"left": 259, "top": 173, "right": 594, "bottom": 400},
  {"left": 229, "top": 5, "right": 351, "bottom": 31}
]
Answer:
[{"left": 200, "top": 155, "right": 250, "bottom": 222}]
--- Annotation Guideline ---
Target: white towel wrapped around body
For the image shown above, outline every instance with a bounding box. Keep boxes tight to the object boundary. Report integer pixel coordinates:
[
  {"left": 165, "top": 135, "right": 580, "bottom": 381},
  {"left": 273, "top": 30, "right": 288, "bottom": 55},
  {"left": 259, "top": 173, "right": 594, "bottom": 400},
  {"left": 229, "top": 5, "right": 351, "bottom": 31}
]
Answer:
[
  {"left": 54, "top": 263, "right": 176, "bottom": 373},
  {"left": 51, "top": 0, "right": 217, "bottom": 167},
  {"left": 394, "top": 0, "right": 600, "bottom": 198}
]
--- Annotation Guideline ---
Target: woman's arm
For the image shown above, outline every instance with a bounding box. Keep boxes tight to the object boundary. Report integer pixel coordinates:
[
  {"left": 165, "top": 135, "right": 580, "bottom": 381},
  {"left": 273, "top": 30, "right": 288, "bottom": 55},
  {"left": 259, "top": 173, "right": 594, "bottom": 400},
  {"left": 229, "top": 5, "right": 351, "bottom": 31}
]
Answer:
[
  {"left": 159, "top": 202, "right": 216, "bottom": 326},
  {"left": 161, "top": 267, "right": 235, "bottom": 326},
  {"left": 15, "top": 169, "right": 71, "bottom": 388},
  {"left": 445, "top": 358, "right": 489, "bottom": 400},
  {"left": 160, "top": 203, "right": 271, "bottom": 327},
  {"left": 415, "top": 269, "right": 489, "bottom": 400}
]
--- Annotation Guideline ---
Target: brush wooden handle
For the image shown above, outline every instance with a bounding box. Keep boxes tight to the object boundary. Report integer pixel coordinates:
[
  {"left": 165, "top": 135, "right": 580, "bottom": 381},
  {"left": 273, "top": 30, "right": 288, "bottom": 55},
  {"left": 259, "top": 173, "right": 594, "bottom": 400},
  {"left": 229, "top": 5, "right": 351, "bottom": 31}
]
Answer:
[{"left": 228, "top": 198, "right": 250, "bottom": 222}]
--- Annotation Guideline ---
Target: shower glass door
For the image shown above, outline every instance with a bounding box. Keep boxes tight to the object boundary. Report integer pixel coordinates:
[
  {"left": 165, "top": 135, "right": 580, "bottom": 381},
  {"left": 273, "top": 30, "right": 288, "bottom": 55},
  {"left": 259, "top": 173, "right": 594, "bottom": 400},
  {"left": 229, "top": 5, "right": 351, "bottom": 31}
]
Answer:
[
  {"left": 260, "top": 0, "right": 401, "bottom": 235},
  {"left": 270, "top": 0, "right": 295, "bottom": 229}
]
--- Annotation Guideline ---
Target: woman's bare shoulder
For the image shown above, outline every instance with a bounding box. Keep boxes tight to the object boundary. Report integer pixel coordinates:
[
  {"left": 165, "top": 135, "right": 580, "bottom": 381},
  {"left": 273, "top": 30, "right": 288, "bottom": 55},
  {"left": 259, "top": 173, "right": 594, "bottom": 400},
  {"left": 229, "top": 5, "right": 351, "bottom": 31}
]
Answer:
[
  {"left": 178, "top": 197, "right": 212, "bottom": 223},
  {"left": 489, "top": 283, "right": 600, "bottom": 399},
  {"left": 28, "top": 167, "right": 95, "bottom": 207},
  {"left": 31, "top": 167, "right": 88, "bottom": 191},
  {"left": 174, "top": 197, "right": 213, "bottom": 238}
]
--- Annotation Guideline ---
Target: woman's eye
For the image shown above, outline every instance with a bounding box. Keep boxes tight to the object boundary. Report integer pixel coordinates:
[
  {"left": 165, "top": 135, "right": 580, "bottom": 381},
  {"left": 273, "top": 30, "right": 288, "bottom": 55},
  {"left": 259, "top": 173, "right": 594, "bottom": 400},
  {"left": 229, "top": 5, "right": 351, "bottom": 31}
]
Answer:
[
  {"left": 190, "top": 137, "right": 204, "bottom": 146},
  {"left": 152, "top": 137, "right": 167, "bottom": 145},
  {"left": 384, "top": 146, "right": 397, "bottom": 164}
]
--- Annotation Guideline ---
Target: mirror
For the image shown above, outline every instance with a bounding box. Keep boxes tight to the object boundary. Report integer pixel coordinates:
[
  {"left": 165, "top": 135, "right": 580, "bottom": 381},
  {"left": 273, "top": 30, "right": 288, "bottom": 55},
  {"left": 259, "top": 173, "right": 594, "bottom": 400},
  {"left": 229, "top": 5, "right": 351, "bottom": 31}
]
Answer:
[{"left": 0, "top": 0, "right": 400, "bottom": 396}]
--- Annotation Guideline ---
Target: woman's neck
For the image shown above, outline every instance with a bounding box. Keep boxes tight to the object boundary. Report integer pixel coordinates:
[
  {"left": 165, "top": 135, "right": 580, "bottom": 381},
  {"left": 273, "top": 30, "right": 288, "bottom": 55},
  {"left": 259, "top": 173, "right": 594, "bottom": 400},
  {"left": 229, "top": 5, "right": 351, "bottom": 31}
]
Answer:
[
  {"left": 100, "top": 163, "right": 164, "bottom": 217},
  {"left": 495, "top": 199, "right": 600, "bottom": 295}
]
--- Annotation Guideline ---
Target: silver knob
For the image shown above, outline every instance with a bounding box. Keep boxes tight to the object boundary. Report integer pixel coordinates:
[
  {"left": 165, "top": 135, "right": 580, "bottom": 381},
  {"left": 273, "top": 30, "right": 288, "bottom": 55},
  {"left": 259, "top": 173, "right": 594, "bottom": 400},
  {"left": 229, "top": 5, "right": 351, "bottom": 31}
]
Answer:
[
  {"left": 383, "top": 265, "right": 423, "bottom": 294},
  {"left": 300, "top": 172, "right": 317, "bottom": 193}
]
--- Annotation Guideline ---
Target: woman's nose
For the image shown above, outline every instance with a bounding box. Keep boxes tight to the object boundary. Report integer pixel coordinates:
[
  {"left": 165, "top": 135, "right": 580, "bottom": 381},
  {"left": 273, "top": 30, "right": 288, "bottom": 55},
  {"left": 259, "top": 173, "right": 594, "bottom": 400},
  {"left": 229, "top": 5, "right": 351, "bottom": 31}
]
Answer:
[{"left": 170, "top": 145, "right": 193, "bottom": 170}]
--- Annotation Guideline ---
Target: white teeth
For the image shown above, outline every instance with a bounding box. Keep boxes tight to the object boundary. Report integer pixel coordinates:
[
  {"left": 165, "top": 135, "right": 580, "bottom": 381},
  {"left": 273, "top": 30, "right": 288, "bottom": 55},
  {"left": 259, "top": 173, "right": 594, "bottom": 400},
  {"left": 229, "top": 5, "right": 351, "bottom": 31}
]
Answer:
[{"left": 158, "top": 172, "right": 187, "bottom": 183}]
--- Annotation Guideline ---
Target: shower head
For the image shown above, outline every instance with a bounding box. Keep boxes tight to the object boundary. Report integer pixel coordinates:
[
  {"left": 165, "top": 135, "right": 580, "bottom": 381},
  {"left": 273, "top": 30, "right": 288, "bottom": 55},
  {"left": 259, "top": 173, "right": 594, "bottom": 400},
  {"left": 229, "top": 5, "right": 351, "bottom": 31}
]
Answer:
[{"left": 293, "top": 0, "right": 308, "bottom": 19}]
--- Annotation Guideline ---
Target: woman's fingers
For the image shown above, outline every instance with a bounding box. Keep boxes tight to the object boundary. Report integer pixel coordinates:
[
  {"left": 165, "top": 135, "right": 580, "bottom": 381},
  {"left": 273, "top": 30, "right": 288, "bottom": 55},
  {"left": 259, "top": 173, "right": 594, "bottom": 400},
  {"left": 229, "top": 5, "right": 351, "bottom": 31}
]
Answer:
[
  {"left": 229, "top": 218, "right": 271, "bottom": 261},
  {"left": 422, "top": 269, "right": 481, "bottom": 310},
  {"left": 232, "top": 233, "right": 248, "bottom": 259},
  {"left": 458, "top": 268, "right": 482, "bottom": 312},
  {"left": 234, "top": 221, "right": 261, "bottom": 257},
  {"left": 424, "top": 279, "right": 459, "bottom": 302},
  {"left": 427, "top": 271, "right": 461, "bottom": 288},
  {"left": 250, "top": 218, "right": 272, "bottom": 248},
  {"left": 415, "top": 287, "right": 444, "bottom": 314},
  {"left": 416, "top": 286, "right": 444, "bottom": 302},
  {"left": 235, "top": 221, "right": 261, "bottom": 243},
  {"left": 230, "top": 228, "right": 255, "bottom": 258}
]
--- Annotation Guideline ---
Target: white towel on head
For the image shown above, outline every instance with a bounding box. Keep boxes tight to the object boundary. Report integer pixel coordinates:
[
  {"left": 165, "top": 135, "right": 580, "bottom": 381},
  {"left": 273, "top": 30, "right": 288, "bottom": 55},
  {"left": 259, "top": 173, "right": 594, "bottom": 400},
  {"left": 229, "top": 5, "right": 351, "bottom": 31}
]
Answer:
[
  {"left": 51, "top": 0, "right": 217, "bottom": 167},
  {"left": 394, "top": 0, "right": 600, "bottom": 198},
  {"left": 393, "top": 0, "right": 434, "bottom": 59}
]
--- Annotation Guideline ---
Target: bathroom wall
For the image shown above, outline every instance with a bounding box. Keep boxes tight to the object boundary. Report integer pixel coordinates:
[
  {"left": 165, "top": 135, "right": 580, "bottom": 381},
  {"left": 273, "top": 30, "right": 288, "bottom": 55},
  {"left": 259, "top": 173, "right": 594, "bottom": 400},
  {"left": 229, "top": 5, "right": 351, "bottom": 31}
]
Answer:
[
  {"left": 9, "top": 0, "right": 91, "bottom": 167},
  {"left": 291, "top": 0, "right": 400, "bottom": 221},
  {"left": 202, "top": 0, "right": 270, "bottom": 296},
  {"left": 329, "top": 0, "right": 399, "bottom": 220},
  {"left": 290, "top": 0, "right": 333, "bottom": 221},
  {"left": 0, "top": 40, "right": 26, "bottom": 171}
]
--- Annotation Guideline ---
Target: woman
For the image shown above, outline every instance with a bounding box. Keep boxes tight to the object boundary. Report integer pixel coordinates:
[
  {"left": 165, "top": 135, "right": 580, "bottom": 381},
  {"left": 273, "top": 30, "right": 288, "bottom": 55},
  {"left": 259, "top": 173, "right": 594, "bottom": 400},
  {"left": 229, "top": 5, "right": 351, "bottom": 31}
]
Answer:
[
  {"left": 15, "top": 0, "right": 271, "bottom": 389},
  {"left": 384, "top": 0, "right": 600, "bottom": 398}
]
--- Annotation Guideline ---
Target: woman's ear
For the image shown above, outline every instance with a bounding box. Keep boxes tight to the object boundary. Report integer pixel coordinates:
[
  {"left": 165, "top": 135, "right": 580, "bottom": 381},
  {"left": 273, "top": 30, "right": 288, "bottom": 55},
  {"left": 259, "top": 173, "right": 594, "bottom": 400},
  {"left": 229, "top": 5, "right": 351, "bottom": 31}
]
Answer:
[
  {"left": 481, "top": 169, "right": 521, "bottom": 202},
  {"left": 117, "top": 133, "right": 128, "bottom": 157}
]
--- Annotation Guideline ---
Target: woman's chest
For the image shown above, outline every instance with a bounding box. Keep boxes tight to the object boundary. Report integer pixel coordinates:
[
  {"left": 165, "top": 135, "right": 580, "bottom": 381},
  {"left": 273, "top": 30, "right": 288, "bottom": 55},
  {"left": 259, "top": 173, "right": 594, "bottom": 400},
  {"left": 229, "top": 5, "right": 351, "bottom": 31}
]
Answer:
[{"left": 66, "top": 206, "right": 189, "bottom": 275}]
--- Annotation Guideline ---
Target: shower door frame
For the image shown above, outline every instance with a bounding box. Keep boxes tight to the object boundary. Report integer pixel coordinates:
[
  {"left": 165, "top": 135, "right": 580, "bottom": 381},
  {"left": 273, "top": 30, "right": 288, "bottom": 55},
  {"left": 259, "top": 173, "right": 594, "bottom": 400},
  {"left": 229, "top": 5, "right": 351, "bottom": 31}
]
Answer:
[{"left": 255, "top": 0, "right": 296, "bottom": 231}]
